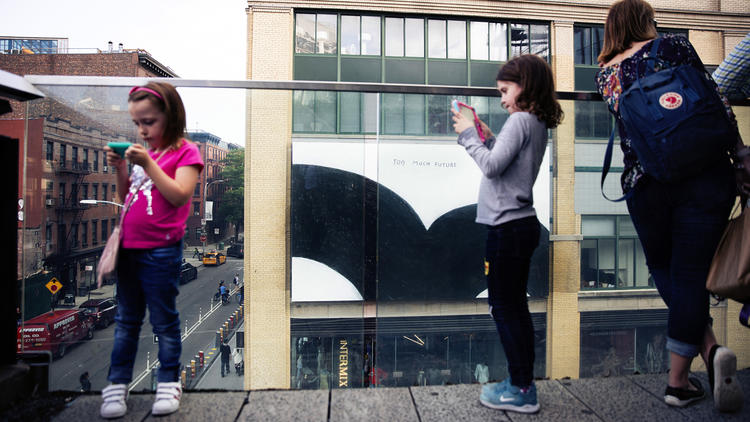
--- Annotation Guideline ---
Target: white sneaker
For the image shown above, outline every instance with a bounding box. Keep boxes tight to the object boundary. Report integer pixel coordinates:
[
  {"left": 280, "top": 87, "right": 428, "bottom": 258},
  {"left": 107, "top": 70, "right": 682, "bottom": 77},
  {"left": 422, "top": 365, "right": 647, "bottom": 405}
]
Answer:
[
  {"left": 152, "top": 381, "right": 182, "bottom": 416},
  {"left": 100, "top": 384, "right": 128, "bottom": 419}
]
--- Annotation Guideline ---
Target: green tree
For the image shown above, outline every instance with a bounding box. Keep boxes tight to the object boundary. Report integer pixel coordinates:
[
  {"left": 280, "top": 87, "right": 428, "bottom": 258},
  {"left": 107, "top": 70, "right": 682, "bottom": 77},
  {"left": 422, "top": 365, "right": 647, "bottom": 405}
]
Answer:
[{"left": 220, "top": 149, "right": 244, "bottom": 238}]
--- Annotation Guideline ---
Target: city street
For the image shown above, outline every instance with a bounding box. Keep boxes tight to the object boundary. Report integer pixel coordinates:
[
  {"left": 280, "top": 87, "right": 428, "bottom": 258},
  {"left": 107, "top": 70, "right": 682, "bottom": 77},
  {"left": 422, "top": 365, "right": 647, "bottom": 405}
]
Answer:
[{"left": 47, "top": 256, "right": 244, "bottom": 392}]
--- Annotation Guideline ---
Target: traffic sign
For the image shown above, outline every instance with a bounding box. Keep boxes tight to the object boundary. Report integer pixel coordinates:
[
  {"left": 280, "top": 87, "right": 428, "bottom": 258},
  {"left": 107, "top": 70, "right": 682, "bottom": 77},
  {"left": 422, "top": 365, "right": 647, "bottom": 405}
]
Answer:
[
  {"left": 200, "top": 235, "right": 207, "bottom": 242},
  {"left": 45, "top": 278, "right": 63, "bottom": 295}
]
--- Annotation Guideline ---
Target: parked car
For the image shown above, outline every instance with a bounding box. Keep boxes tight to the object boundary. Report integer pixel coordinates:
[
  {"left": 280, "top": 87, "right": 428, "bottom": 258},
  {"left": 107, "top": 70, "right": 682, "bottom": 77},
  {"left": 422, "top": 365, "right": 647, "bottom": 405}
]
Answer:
[
  {"left": 17, "top": 309, "right": 94, "bottom": 358},
  {"left": 180, "top": 262, "right": 198, "bottom": 284},
  {"left": 202, "top": 251, "right": 226, "bottom": 266},
  {"left": 226, "top": 244, "right": 243, "bottom": 258},
  {"left": 79, "top": 298, "right": 118, "bottom": 328}
]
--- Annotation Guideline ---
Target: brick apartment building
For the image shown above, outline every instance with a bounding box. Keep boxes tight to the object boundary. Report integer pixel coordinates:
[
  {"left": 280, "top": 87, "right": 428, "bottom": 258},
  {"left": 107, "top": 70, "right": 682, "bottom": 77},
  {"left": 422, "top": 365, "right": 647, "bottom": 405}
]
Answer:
[{"left": 0, "top": 37, "right": 176, "bottom": 315}]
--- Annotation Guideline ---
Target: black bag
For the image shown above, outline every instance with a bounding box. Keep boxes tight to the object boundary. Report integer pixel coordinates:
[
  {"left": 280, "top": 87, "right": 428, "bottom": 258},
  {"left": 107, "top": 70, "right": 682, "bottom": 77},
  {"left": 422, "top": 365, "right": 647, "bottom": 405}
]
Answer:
[{"left": 602, "top": 37, "right": 735, "bottom": 201}]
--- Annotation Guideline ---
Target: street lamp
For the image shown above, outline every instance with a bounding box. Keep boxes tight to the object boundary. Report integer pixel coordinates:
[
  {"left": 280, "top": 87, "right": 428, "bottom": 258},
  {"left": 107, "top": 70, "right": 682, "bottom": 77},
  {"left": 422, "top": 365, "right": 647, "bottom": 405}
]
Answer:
[
  {"left": 80, "top": 199, "right": 124, "bottom": 208},
  {"left": 203, "top": 179, "right": 225, "bottom": 253}
]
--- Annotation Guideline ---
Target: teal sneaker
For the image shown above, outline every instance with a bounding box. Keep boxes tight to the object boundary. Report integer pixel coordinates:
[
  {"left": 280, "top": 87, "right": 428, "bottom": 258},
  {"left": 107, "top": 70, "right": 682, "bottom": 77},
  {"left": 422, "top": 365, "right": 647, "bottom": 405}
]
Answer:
[
  {"left": 481, "top": 378, "right": 511, "bottom": 399},
  {"left": 480, "top": 382, "right": 540, "bottom": 414}
]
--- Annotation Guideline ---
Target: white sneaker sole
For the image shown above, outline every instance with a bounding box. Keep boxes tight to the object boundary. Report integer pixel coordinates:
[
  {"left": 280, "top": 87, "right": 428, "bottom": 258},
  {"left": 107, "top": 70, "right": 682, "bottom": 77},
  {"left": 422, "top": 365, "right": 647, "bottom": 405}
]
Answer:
[
  {"left": 713, "top": 347, "right": 744, "bottom": 412},
  {"left": 479, "top": 398, "right": 540, "bottom": 414}
]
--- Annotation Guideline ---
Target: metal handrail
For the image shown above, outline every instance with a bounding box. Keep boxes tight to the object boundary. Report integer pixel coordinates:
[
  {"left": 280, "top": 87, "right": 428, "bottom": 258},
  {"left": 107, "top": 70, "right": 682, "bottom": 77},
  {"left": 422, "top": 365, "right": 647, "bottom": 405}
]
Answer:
[{"left": 22, "top": 75, "right": 750, "bottom": 106}]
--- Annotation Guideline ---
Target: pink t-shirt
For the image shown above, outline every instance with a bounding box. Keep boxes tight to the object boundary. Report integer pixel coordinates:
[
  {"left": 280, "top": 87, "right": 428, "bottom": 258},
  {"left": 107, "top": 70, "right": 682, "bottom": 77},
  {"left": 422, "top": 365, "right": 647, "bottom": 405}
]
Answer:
[{"left": 120, "top": 140, "right": 204, "bottom": 249}]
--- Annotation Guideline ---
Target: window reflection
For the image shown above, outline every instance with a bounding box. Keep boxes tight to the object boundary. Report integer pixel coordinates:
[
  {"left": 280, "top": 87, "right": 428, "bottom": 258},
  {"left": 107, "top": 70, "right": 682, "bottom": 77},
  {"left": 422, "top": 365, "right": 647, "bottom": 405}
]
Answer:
[
  {"left": 341, "top": 15, "right": 361, "bottom": 55},
  {"left": 428, "top": 20, "right": 446, "bottom": 58},
  {"left": 405, "top": 18, "right": 424, "bottom": 57}
]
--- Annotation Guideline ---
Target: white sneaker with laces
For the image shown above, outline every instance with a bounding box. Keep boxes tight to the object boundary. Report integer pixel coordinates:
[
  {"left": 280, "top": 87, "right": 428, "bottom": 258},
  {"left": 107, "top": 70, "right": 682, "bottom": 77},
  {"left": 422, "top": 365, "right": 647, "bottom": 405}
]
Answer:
[
  {"left": 152, "top": 381, "right": 182, "bottom": 416},
  {"left": 100, "top": 384, "right": 128, "bottom": 419}
]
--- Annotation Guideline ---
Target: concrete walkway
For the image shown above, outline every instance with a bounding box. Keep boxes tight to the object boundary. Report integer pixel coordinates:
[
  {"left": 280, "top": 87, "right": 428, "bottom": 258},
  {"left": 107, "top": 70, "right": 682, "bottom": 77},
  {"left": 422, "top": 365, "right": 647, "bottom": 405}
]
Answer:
[{"left": 48, "top": 369, "right": 750, "bottom": 421}]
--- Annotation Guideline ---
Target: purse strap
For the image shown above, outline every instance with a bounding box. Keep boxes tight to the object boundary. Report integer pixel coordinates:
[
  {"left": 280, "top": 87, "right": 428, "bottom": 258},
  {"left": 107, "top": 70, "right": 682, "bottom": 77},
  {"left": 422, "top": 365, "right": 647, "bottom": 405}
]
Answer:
[{"left": 118, "top": 148, "right": 169, "bottom": 227}]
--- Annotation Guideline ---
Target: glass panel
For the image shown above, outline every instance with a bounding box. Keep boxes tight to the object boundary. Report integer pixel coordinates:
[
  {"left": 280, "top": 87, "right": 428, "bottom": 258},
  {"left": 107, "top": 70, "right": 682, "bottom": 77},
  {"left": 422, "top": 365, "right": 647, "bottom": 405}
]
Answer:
[
  {"left": 296, "top": 13, "right": 316, "bottom": 54},
  {"left": 581, "top": 239, "right": 598, "bottom": 289},
  {"left": 341, "top": 92, "right": 362, "bottom": 133},
  {"left": 404, "top": 94, "right": 425, "bottom": 135},
  {"left": 574, "top": 26, "right": 591, "bottom": 65},
  {"left": 635, "top": 327, "right": 668, "bottom": 374},
  {"left": 635, "top": 243, "right": 650, "bottom": 287},
  {"left": 470, "top": 21, "right": 489, "bottom": 61},
  {"left": 315, "top": 91, "right": 337, "bottom": 132},
  {"left": 618, "top": 238, "right": 635, "bottom": 287},
  {"left": 575, "top": 101, "right": 613, "bottom": 139},
  {"left": 530, "top": 25, "right": 549, "bottom": 60},
  {"left": 510, "top": 24, "right": 529, "bottom": 57},
  {"left": 293, "top": 90, "right": 315, "bottom": 132},
  {"left": 427, "top": 95, "right": 449, "bottom": 134},
  {"left": 385, "top": 17, "right": 404, "bottom": 57},
  {"left": 582, "top": 216, "right": 615, "bottom": 236},
  {"left": 598, "top": 239, "right": 617, "bottom": 288},
  {"left": 489, "top": 23, "right": 508, "bottom": 62},
  {"left": 383, "top": 94, "right": 404, "bottom": 134},
  {"left": 317, "top": 14, "right": 338, "bottom": 54},
  {"left": 428, "top": 20, "right": 446, "bottom": 58},
  {"left": 404, "top": 18, "right": 424, "bottom": 57},
  {"left": 361, "top": 16, "right": 381, "bottom": 56},
  {"left": 580, "top": 328, "right": 634, "bottom": 377},
  {"left": 594, "top": 27, "right": 605, "bottom": 64},
  {"left": 341, "top": 15, "right": 361, "bottom": 55},
  {"left": 362, "top": 93, "right": 378, "bottom": 133},
  {"left": 447, "top": 20, "right": 466, "bottom": 59}
]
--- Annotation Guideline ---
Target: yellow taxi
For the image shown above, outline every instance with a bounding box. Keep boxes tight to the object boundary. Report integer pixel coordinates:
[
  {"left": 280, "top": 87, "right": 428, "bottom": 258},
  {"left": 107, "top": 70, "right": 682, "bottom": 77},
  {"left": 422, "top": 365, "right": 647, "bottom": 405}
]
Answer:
[{"left": 202, "top": 251, "right": 226, "bottom": 266}]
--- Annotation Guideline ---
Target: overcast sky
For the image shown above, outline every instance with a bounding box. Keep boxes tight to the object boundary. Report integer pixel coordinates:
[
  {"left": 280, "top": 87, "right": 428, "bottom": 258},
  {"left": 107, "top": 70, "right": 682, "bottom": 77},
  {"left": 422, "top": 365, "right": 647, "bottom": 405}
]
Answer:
[{"left": 1, "top": 0, "right": 248, "bottom": 145}]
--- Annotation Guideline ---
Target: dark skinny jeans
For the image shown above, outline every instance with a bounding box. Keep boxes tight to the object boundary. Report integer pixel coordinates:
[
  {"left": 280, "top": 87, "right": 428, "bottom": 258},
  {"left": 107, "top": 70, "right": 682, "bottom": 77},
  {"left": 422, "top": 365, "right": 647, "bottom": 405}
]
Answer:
[{"left": 485, "top": 215, "right": 540, "bottom": 388}]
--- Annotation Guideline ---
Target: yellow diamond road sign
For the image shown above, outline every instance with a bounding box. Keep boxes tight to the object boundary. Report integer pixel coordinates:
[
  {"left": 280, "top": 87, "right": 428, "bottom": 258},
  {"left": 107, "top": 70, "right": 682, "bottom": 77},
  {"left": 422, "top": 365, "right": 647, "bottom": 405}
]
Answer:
[{"left": 45, "top": 278, "right": 63, "bottom": 295}]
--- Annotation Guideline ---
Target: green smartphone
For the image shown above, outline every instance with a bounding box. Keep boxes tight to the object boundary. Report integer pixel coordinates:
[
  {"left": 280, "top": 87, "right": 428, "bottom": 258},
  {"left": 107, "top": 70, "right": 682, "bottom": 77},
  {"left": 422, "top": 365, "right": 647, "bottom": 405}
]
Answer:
[{"left": 107, "top": 142, "right": 131, "bottom": 157}]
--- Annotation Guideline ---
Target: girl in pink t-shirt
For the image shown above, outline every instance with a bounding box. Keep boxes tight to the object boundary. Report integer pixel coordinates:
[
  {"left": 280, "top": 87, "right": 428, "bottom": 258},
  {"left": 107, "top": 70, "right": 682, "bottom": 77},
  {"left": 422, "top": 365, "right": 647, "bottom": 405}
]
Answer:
[{"left": 100, "top": 82, "right": 203, "bottom": 419}]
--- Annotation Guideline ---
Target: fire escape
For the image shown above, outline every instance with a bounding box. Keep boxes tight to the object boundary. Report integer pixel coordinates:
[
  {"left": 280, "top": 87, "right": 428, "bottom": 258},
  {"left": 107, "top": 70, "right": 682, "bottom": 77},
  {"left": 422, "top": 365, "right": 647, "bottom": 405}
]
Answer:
[{"left": 51, "top": 158, "right": 90, "bottom": 288}]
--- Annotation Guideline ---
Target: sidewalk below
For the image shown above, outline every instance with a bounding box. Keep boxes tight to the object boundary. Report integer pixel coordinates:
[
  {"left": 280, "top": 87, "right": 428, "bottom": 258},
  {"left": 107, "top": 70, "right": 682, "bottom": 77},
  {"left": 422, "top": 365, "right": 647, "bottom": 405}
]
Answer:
[{"left": 18, "top": 368, "right": 748, "bottom": 421}]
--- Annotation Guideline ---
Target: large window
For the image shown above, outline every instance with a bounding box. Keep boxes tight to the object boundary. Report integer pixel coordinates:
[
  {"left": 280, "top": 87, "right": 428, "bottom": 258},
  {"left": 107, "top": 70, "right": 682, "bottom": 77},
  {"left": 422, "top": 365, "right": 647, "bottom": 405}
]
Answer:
[
  {"left": 295, "top": 13, "right": 337, "bottom": 54},
  {"left": 428, "top": 19, "right": 466, "bottom": 59},
  {"left": 385, "top": 17, "right": 424, "bottom": 57},
  {"left": 511, "top": 24, "right": 549, "bottom": 60},
  {"left": 574, "top": 26, "right": 604, "bottom": 66},
  {"left": 342, "top": 15, "right": 381, "bottom": 55},
  {"left": 581, "top": 216, "right": 650, "bottom": 290},
  {"left": 470, "top": 22, "right": 507, "bottom": 62}
]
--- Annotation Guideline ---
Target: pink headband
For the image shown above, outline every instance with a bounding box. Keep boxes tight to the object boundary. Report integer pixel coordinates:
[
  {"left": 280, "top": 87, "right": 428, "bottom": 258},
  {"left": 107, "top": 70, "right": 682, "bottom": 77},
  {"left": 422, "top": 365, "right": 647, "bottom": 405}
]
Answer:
[{"left": 129, "top": 86, "right": 163, "bottom": 100}]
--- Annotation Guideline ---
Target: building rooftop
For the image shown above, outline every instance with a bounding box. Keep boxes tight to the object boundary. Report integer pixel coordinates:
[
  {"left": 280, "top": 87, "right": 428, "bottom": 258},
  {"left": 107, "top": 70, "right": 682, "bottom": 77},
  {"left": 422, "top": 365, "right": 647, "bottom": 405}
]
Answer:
[{"left": 3, "top": 369, "right": 748, "bottom": 421}]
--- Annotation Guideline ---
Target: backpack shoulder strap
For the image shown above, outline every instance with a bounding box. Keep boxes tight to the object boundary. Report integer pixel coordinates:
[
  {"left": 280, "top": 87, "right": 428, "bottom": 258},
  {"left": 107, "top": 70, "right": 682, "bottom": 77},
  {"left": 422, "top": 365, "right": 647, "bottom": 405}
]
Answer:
[{"left": 601, "top": 126, "right": 634, "bottom": 203}]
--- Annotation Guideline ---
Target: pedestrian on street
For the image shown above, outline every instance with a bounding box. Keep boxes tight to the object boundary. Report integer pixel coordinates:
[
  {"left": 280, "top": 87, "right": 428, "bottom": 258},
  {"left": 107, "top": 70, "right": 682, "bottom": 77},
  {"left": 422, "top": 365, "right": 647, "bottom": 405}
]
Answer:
[
  {"left": 192, "top": 248, "right": 201, "bottom": 259},
  {"left": 220, "top": 339, "right": 232, "bottom": 377},
  {"left": 80, "top": 372, "right": 91, "bottom": 393}
]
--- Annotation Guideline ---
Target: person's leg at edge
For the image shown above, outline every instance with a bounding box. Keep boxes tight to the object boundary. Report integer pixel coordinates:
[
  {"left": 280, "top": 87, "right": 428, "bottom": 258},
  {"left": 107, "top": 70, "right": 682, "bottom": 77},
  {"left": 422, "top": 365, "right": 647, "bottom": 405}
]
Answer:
[
  {"left": 141, "top": 242, "right": 183, "bottom": 383},
  {"left": 109, "top": 249, "right": 147, "bottom": 384},
  {"left": 486, "top": 217, "right": 540, "bottom": 389}
]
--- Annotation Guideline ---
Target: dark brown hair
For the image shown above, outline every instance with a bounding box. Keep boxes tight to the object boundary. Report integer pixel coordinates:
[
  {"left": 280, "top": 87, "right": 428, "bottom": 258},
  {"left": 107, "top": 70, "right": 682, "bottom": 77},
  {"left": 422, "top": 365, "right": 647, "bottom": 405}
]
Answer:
[
  {"left": 598, "top": 0, "right": 658, "bottom": 65},
  {"left": 128, "top": 82, "right": 186, "bottom": 149},
  {"left": 496, "top": 55, "right": 563, "bottom": 128}
]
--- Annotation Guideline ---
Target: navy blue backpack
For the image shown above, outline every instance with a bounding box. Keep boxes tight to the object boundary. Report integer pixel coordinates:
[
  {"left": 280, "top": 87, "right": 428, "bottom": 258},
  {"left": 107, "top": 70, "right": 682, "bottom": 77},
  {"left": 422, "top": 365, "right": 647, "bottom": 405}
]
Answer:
[{"left": 601, "top": 37, "right": 736, "bottom": 201}]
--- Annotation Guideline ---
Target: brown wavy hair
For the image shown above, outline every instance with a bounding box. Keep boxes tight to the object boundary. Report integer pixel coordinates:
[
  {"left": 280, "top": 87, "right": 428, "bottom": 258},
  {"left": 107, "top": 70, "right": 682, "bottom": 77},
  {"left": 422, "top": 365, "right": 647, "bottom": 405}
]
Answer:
[
  {"left": 496, "top": 54, "right": 563, "bottom": 128},
  {"left": 128, "top": 82, "right": 187, "bottom": 149},
  {"left": 597, "top": 0, "right": 658, "bottom": 65}
]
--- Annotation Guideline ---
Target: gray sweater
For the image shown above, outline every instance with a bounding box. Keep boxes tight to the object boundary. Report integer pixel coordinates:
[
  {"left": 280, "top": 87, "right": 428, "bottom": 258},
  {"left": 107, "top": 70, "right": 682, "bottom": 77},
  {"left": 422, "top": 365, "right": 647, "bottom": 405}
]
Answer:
[{"left": 457, "top": 111, "right": 547, "bottom": 226}]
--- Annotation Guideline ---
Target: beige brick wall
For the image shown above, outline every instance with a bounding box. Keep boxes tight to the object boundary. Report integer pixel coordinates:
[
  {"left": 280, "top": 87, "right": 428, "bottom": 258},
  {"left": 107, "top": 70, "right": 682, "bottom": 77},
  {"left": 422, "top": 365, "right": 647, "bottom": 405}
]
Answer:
[
  {"left": 689, "top": 30, "right": 725, "bottom": 65},
  {"left": 720, "top": 0, "right": 750, "bottom": 14},
  {"left": 245, "top": 5, "right": 294, "bottom": 390},
  {"left": 548, "top": 97, "right": 581, "bottom": 379}
]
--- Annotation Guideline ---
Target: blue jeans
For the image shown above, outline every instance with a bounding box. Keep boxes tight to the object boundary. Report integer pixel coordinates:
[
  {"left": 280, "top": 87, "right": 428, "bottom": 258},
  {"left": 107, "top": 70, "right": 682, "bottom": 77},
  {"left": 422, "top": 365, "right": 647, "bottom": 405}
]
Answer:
[
  {"left": 485, "top": 216, "right": 540, "bottom": 388},
  {"left": 109, "top": 241, "right": 183, "bottom": 384},
  {"left": 626, "top": 163, "right": 734, "bottom": 357}
]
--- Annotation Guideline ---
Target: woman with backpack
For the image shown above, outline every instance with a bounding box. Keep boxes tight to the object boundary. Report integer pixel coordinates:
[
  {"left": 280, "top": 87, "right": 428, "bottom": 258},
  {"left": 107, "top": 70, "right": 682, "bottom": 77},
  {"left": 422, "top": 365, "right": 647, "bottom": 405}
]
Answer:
[{"left": 596, "top": 0, "right": 745, "bottom": 412}]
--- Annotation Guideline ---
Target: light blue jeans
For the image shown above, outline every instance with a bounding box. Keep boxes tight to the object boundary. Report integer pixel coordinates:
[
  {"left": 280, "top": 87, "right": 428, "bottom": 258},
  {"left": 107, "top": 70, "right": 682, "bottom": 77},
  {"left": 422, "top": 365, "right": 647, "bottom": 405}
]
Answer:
[{"left": 108, "top": 240, "right": 182, "bottom": 384}]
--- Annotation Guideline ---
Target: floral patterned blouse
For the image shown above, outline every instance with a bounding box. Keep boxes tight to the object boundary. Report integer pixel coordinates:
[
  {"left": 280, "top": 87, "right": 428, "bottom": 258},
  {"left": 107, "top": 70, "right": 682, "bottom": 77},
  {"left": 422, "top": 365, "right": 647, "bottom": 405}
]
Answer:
[{"left": 595, "top": 34, "right": 738, "bottom": 193}]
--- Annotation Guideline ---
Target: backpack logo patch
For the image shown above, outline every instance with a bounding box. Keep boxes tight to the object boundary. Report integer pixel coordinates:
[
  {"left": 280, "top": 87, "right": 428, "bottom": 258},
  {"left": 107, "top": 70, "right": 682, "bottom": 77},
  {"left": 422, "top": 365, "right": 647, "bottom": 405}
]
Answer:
[{"left": 659, "top": 92, "right": 683, "bottom": 109}]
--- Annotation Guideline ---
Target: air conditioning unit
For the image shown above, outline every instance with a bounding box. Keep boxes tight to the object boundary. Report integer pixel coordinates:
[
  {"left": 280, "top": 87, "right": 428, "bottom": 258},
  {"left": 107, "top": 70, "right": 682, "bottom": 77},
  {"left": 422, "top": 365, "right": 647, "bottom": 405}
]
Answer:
[
  {"left": 45, "top": 198, "right": 55, "bottom": 206},
  {"left": 10, "top": 49, "right": 21, "bottom": 54}
]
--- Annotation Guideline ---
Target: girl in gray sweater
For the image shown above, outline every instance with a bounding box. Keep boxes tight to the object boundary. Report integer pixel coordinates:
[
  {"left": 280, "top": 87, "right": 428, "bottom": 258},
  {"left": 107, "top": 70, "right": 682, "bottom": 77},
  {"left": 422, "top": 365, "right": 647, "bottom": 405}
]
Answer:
[{"left": 452, "top": 54, "right": 562, "bottom": 414}]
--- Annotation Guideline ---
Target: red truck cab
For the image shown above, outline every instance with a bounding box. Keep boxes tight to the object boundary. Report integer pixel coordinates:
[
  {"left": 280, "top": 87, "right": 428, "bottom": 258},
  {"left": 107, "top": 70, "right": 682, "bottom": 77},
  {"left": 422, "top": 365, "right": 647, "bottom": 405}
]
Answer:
[{"left": 17, "top": 309, "right": 95, "bottom": 358}]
